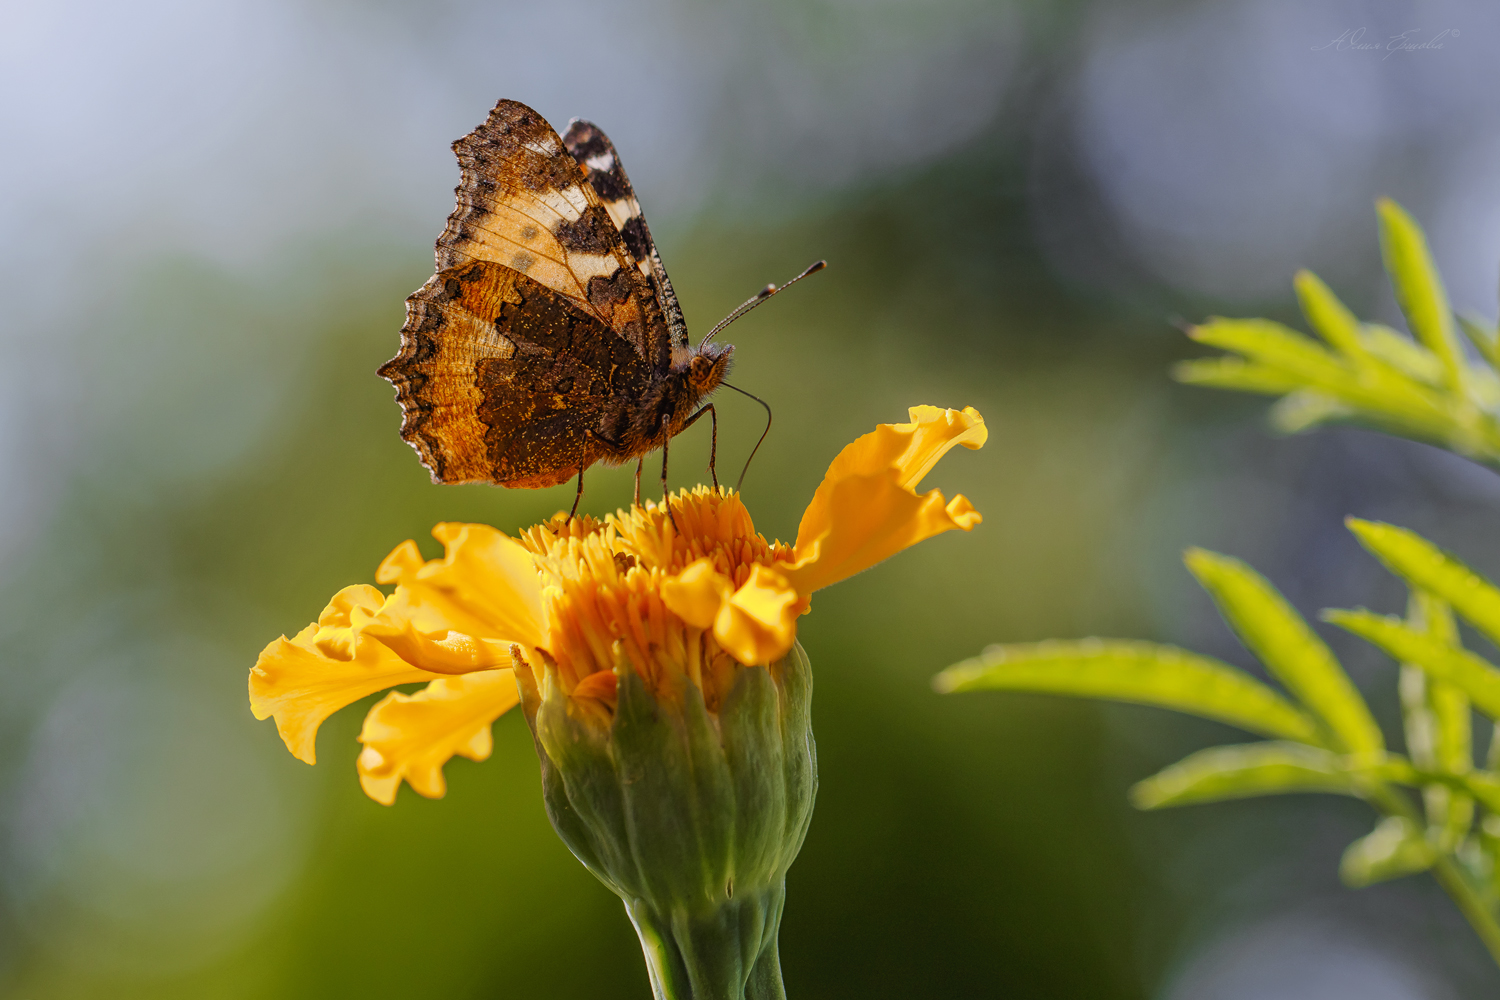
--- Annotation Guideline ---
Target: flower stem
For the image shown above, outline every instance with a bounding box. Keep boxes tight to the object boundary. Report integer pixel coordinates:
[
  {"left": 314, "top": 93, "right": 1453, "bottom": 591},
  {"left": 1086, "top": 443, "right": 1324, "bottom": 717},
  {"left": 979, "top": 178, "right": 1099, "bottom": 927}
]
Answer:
[{"left": 625, "top": 884, "right": 788, "bottom": 1000}]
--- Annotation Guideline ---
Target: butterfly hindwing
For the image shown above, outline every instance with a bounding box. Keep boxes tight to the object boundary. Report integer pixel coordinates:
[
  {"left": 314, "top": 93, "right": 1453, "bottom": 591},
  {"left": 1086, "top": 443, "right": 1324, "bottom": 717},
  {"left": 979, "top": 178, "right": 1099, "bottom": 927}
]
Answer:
[{"left": 382, "top": 260, "right": 654, "bottom": 487}]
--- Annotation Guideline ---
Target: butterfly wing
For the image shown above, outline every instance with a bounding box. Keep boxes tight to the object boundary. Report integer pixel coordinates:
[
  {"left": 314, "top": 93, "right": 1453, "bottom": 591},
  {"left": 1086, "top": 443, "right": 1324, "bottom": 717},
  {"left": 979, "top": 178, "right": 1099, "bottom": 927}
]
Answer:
[
  {"left": 562, "top": 119, "right": 688, "bottom": 353},
  {"left": 380, "top": 100, "right": 668, "bottom": 486}
]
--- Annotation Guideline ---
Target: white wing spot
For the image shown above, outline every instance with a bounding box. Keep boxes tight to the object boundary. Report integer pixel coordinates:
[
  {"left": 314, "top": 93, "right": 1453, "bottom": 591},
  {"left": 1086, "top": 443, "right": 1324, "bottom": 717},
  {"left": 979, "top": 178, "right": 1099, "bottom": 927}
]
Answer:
[
  {"left": 523, "top": 137, "right": 560, "bottom": 156},
  {"left": 585, "top": 152, "right": 615, "bottom": 173},
  {"left": 511, "top": 252, "right": 535, "bottom": 272}
]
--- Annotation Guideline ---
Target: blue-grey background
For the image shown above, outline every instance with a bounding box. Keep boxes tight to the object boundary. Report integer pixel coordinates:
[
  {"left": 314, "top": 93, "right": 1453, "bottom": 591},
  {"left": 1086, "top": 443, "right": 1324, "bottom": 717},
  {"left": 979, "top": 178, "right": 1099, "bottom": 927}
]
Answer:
[{"left": 4, "top": 1, "right": 1500, "bottom": 996}]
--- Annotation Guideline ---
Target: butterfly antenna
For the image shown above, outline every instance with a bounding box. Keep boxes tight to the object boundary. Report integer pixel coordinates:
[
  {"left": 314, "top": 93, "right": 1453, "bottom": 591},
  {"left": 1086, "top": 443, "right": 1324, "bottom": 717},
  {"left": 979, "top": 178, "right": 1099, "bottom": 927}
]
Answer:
[
  {"left": 700, "top": 260, "right": 827, "bottom": 346},
  {"left": 722, "top": 382, "right": 772, "bottom": 492}
]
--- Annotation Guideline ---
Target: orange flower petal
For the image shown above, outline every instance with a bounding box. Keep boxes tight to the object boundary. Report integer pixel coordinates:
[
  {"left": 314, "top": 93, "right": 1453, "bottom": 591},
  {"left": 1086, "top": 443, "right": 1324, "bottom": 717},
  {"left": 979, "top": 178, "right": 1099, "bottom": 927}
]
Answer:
[
  {"left": 661, "top": 559, "right": 802, "bottom": 665},
  {"left": 375, "top": 524, "right": 546, "bottom": 646},
  {"left": 788, "top": 406, "right": 985, "bottom": 594},
  {"left": 249, "top": 585, "right": 446, "bottom": 764},
  {"left": 356, "top": 669, "right": 521, "bottom": 805},
  {"left": 660, "top": 558, "right": 732, "bottom": 630}
]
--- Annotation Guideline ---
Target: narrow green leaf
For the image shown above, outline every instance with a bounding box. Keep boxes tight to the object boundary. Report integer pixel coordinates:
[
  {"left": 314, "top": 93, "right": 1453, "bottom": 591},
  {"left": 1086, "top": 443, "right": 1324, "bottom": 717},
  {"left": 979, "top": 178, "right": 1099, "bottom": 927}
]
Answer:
[
  {"left": 1189, "top": 318, "right": 1352, "bottom": 387},
  {"left": 1129, "top": 741, "right": 1354, "bottom": 809},
  {"left": 1185, "top": 549, "right": 1384, "bottom": 755},
  {"left": 1295, "top": 269, "right": 1368, "bottom": 359},
  {"left": 1459, "top": 313, "right": 1500, "bottom": 372},
  {"left": 1322, "top": 609, "right": 1500, "bottom": 720},
  {"left": 933, "top": 639, "right": 1322, "bottom": 744},
  {"left": 1400, "top": 593, "right": 1472, "bottom": 849},
  {"left": 1360, "top": 324, "right": 1445, "bottom": 386},
  {"left": 1376, "top": 197, "right": 1463, "bottom": 393},
  {"left": 1172, "top": 357, "right": 1306, "bottom": 396},
  {"left": 1340, "top": 815, "right": 1437, "bottom": 887},
  {"left": 1346, "top": 518, "right": 1500, "bottom": 650},
  {"left": 1268, "top": 391, "right": 1351, "bottom": 434}
]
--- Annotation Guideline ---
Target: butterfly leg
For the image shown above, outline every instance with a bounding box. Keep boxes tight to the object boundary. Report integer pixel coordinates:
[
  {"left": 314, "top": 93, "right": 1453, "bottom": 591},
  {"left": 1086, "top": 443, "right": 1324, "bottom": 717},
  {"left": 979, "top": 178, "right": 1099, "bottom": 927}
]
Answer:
[
  {"left": 678, "top": 404, "right": 719, "bottom": 491},
  {"left": 660, "top": 438, "right": 680, "bottom": 533},
  {"left": 567, "top": 466, "right": 585, "bottom": 524},
  {"left": 633, "top": 457, "right": 643, "bottom": 507}
]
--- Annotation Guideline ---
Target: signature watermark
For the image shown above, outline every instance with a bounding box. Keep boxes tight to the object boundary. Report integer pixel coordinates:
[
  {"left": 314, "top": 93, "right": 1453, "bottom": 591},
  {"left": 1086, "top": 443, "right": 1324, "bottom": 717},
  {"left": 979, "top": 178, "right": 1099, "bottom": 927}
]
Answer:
[{"left": 1313, "top": 27, "right": 1458, "bottom": 57}]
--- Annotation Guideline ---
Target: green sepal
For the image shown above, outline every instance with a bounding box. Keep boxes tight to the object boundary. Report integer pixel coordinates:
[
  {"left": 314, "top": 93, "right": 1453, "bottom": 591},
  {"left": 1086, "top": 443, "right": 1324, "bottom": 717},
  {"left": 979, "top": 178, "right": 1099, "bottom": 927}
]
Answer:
[{"left": 518, "top": 643, "right": 817, "bottom": 1000}]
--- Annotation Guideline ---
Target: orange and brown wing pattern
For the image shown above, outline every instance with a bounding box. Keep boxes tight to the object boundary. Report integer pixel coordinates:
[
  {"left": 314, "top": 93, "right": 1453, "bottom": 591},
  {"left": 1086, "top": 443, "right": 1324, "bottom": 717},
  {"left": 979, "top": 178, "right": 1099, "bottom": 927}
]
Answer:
[
  {"left": 381, "top": 260, "right": 653, "bottom": 487},
  {"left": 562, "top": 119, "right": 688, "bottom": 353},
  {"left": 381, "top": 99, "right": 674, "bottom": 486}
]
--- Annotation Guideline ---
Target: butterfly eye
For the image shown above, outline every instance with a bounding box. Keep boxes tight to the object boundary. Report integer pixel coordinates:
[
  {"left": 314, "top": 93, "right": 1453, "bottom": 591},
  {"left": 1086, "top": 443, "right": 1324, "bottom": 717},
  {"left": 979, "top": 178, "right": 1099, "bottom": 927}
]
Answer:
[{"left": 689, "top": 355, "right": 714, "bottom": 382}]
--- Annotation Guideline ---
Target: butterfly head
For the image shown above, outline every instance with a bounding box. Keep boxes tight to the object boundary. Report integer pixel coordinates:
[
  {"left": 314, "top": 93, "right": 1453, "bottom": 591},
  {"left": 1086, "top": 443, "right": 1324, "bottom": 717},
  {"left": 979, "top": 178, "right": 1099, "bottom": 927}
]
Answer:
[{"left": 688, "top": 342, "right": 734, "bottom": 396}]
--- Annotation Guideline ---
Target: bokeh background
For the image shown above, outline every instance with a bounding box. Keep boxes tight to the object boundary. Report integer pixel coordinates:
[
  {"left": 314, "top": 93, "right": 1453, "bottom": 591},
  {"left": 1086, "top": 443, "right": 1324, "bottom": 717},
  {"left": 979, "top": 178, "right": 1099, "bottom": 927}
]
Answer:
[{"left": 5, "top": 0, "right": 1500, "bottom": 996}]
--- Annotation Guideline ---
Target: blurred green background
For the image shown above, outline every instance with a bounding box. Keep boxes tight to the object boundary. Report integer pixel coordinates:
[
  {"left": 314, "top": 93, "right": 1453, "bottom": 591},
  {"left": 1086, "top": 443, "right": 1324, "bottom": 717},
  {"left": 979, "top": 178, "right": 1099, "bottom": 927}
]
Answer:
[{"left": 6, "top": 1, "right": 1500, "bottom": 996}]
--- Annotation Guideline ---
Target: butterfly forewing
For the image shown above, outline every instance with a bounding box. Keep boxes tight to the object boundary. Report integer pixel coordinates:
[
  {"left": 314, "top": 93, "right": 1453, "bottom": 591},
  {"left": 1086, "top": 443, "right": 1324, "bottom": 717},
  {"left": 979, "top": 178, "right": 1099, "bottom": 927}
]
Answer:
[{"left": 563, "top": 119, "right": 688, "bottom": 353}]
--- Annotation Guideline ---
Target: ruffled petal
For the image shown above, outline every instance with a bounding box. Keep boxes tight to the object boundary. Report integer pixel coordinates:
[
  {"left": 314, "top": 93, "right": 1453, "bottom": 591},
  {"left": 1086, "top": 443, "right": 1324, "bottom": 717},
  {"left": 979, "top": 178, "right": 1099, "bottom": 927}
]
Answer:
[
  {"left": 356, "top": 669, "right": 521, "bottom": 804},
  {"left": 787, "top": 406, "right": 985, "bottom": 594},
  {"left": 376, "top": 524, "right": 546, "bottom": 646},
  {"left": 661, "top": 559, "right": 803, "bottom": 665},
  {"left": 249, "top": 585, "right": 446, "bottom": 764}
]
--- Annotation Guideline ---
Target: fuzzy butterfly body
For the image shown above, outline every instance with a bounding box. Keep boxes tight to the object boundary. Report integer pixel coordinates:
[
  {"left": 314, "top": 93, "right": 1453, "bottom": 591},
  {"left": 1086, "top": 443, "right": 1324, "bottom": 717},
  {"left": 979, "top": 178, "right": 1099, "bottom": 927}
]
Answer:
[{"left": 379, "top": 99, "right": 731, "bottom": 489}]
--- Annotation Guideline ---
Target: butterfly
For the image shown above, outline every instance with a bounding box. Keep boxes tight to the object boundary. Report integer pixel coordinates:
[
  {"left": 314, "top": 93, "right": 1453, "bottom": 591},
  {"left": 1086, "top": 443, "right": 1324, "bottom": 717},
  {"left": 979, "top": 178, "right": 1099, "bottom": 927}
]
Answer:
[{"left": 379, "top": 98, "right": 818, "bottom": 516}]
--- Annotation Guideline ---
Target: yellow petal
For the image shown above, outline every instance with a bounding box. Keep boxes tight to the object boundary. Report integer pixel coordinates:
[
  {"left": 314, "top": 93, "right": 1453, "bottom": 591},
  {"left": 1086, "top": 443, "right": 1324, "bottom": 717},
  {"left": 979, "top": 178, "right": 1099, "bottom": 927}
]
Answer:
[
  {"left": 661, "top": 559, "right": 802, "bottom": 665},
  {"left": 362, "top": 621, "right": 515, "bottom": 674},
  {"left": 717, "top": 564, "right": 803, "bottom": 665},
  {"left": 249, "top": 585, "right": 445, "bottom": 764},
  {"left": 375, "top": 524, "right": 546, "bottom": 646},
  {"left": 356, "top": 670, "right": 521, "bottom": 805},
  {"left": 788, "top": 406, "right": 986, "bottom": 594},
  {"left": 660, "top": 558, "right": 733, "bottom": 630}
]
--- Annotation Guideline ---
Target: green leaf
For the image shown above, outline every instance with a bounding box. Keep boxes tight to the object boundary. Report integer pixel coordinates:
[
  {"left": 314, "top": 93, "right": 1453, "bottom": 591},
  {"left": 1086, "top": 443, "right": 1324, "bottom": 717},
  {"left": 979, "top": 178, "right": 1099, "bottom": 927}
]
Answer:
[
  {"left": 1360, "top": 324, "right": 1445, "bottom": 386},
  {"left": 1377, "top": 197, "right": 1463, "bottom": 393},
  {"left": 933, "top": 639, "right": 1322, "bottom": 744},
  {"left": 1295, "top": 269, "right": 1368, "bottom": 359},
  {"left": 1268, "top": 390, "right": 1352, "bottom": 434},
  {"left": 1189, "top": 318, "right": 1352, "bottom": 388},
  {"left": 1340, "top": 815, "right": 1437, "bottom": 887},
  {"left": 1346, "top": 519, "right": 1500, "bottom": 651},
  {"left": 1322, "top": 608, "right": 1500, "bottom": 720},
  {"left": 1129, "top": 741, "right": 1354, "bottom": 809},
  {"left": 1184, "top": 549, "right": 1384, "bottom": 755},
  {"left": 1172, "top": 357, "right": 1306, "bottom": 396},
  {"left": 1459, "top": 312, "right": 1500, "bottom": 372}
]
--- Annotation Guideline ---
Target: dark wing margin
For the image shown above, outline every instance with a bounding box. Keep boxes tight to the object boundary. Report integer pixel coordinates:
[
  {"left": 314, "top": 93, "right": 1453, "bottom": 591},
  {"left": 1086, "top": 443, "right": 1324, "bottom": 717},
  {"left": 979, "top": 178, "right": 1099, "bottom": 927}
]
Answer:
[{"left": 563, "top": 119, "right": 689, "bottom": 353}]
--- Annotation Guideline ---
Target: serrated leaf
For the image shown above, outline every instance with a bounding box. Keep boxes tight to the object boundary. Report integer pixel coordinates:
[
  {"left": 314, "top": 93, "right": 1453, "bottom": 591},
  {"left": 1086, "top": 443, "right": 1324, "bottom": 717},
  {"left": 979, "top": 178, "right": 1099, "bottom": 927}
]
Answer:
[
  {"left": 1172, "top": 357, "right": 1306, "bottom": 395},
  {"left": 1377, "top": 198, "right": 1463, "bottom": 393},
  {"left": 1322, "top": 609, "right": 1500, "bottom": 720},
  {"left": 1129, "top": 741, "right": 1354, "bottom": 809},
  {"left": 1185, "top": 549, "right": 1383, "bottom": 755},
  {"left": 1295, "top": 270, "right": 1368, "bottom": 359},
  {"left": 1341, "top": 815, "right": 1437, "bottom": 887},
  {"left": 1268, "top": 390, "right": 1351, "bottom": 433},
  {"left": 934, "top": 639, "right": 1323, "bottom": 743},
  {"left": 1345, "top": 519, "right": 1500, "bottom": 651}
]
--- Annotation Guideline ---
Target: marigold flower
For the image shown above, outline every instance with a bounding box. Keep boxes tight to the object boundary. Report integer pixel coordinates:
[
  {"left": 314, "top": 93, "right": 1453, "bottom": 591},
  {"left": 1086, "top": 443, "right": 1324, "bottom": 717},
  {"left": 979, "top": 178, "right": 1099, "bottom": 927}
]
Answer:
[
  {"left": 249, "top": 404, "right": 985, "bottom": 804},
  {"left": 250, "top": 404, "right": 983, "bottom": 999}
]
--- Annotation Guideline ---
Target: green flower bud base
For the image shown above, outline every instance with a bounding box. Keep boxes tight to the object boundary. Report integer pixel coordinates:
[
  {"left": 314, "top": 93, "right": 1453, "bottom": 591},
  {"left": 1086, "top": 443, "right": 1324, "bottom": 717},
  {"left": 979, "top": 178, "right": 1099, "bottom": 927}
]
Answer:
[{"left": 519, "top": 642, "right": 817, "bottom": 1000}]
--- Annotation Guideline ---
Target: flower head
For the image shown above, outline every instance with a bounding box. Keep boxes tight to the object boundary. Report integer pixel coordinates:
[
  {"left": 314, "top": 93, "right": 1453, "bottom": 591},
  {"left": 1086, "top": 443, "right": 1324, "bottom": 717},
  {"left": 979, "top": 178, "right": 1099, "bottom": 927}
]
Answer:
[{"left": 249, "top": 405, "right": 986, "bottom": 803}]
